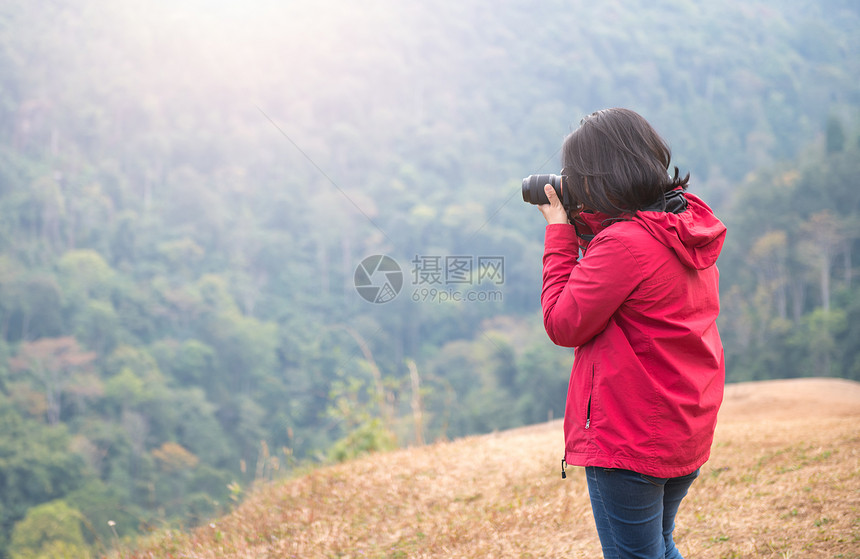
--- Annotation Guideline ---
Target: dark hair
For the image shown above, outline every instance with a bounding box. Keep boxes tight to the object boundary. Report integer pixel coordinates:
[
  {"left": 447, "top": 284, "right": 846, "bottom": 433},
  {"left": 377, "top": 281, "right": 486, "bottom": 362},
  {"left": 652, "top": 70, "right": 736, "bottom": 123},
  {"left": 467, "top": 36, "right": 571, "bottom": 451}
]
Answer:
[{"left": 561, "top": 108, "right": 689, "bottom": 217}]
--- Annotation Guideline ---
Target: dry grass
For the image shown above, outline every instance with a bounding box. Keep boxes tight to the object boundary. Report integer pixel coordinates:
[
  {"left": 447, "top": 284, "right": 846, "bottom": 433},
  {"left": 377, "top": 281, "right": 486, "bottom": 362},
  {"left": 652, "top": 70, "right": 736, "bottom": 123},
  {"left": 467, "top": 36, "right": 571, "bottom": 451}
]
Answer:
[{"left": 126, "top": 378, "right": 860, "bottom": 558}]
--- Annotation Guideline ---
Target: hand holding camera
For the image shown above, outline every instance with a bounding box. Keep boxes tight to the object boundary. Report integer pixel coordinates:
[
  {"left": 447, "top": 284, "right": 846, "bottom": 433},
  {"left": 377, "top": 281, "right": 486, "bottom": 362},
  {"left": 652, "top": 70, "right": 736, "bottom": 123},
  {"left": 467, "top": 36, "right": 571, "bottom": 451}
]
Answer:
[{"left": 522, "top": 174, "right": 572, "bottom": 225}]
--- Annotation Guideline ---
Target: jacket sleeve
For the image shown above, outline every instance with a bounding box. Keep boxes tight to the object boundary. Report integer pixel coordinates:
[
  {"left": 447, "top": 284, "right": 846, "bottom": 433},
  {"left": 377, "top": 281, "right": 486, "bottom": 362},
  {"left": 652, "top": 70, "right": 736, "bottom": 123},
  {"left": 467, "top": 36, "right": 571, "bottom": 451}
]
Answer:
[{"left": 541, "top": 223, "right": 644, "bottom": 348}]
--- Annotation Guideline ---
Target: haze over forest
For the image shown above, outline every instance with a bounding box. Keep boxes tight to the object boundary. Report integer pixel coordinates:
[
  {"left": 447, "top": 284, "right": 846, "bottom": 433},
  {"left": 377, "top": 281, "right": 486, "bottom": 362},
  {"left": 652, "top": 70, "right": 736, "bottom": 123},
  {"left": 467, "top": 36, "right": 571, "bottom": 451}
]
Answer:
[{"left": 0, "top": 0, "right": 858, "bottom": 556}]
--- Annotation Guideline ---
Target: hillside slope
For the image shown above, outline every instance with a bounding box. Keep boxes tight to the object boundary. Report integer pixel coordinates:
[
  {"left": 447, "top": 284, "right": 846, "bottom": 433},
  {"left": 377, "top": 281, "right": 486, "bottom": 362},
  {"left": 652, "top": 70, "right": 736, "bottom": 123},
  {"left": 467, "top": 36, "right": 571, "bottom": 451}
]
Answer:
[{"left": 127, "top": 378, "right": 860, "bottom": 558}]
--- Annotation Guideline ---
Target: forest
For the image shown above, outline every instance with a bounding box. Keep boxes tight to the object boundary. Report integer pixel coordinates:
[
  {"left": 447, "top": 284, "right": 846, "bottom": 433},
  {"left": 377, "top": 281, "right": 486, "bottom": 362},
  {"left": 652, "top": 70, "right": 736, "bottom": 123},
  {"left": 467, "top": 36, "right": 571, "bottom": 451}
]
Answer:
[{"left": 0, "top": 0, "right": 858, "bottom": 556}]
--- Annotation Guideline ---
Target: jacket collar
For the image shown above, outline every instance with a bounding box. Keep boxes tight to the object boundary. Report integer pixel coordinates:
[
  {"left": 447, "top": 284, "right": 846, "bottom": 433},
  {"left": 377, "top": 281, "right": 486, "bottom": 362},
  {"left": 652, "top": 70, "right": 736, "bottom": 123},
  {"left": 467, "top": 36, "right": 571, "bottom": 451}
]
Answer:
[{"left": 572, "top": 188, "right": 689, "bottom": 243}]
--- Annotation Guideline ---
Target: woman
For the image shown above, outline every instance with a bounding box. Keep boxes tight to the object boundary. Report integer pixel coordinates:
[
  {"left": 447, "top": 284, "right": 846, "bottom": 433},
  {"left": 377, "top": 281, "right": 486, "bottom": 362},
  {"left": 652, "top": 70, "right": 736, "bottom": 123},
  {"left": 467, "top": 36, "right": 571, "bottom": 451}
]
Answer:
[{"left": 538, "top": 108, "right": 726, "bottom": 558}]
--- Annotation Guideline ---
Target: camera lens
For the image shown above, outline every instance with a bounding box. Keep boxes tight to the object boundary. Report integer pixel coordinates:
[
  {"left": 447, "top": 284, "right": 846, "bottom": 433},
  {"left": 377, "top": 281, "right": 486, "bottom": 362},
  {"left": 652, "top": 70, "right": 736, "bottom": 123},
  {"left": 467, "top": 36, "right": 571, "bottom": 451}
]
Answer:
[{"left": 522, "top": 174, "right": 563, "bottom": 205}]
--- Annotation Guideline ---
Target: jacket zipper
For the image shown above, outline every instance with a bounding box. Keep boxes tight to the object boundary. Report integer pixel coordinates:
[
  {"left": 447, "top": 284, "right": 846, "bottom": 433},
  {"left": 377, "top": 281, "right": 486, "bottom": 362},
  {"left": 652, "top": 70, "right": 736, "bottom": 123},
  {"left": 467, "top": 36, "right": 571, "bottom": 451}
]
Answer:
[
  {"left": 585, "top": 364, "right": 594, "bottom": 429},
  {"left": 562, "top": 366, "right": 594, "bottom": 479}
]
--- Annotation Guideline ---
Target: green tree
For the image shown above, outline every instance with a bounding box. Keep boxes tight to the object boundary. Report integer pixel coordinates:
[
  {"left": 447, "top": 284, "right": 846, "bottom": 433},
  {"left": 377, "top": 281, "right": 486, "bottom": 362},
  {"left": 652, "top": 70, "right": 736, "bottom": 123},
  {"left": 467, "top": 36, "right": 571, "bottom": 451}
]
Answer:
[
  {"left": 789, "top": 307, "right": 848, "bottom": 377},
  {"left": 8, "top": 500, "right": 89, "bottom": 559},
  {"left": 515, "top": 343, "right": 571, "bottom": 425},
  {"left": 56, "top": 249, "right": 115, "bottom": 302},
  {"left": 0, "top": 396, "right": 85, "bottom": 557}
]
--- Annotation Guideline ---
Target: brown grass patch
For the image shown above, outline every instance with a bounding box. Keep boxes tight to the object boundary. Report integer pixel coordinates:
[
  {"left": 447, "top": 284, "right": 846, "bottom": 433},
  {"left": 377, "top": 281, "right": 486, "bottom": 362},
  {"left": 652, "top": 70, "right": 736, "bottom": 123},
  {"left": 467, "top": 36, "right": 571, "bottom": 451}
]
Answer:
[{"left": 126, "top": 378, "right": 860, "bottom": 558}]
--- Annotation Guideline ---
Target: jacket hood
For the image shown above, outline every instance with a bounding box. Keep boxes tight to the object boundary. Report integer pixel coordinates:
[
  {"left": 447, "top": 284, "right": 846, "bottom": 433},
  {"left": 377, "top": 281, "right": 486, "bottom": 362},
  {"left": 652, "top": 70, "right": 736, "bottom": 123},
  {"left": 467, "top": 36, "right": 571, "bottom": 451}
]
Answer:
[{"left": 575, "top": 192, "right": 726, "bottom": 270}]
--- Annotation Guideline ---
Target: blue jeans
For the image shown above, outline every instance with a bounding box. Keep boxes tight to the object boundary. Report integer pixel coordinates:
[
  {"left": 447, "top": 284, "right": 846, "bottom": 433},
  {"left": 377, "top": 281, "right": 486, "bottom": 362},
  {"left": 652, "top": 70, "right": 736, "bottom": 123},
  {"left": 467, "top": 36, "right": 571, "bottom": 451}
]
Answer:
[{"left": 585, "top": 467, "right": 699, "bottom": 559}]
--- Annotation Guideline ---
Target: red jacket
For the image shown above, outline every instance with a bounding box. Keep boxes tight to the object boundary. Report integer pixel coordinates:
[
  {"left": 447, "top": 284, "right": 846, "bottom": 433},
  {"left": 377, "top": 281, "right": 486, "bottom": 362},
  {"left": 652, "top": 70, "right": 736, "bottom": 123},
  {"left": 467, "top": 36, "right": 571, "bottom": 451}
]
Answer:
[{"left": 542, "top": 192, "right": 726, "bottom": 478}]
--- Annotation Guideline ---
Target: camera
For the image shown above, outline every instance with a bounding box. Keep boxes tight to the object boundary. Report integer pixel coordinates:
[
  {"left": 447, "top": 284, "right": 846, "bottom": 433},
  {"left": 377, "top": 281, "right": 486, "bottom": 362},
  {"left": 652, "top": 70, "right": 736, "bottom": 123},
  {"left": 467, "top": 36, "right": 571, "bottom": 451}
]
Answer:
[{"left": 522, "top": 174, "right": 574, "bottom": 210}]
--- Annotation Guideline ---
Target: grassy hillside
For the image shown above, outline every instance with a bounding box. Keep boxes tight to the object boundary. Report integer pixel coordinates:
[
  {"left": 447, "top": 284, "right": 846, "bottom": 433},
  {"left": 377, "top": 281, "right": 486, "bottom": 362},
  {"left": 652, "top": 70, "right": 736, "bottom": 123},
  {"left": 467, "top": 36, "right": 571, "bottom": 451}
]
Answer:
[{"left": 124, "top": 378, "right": 860, "bottom": 558}]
